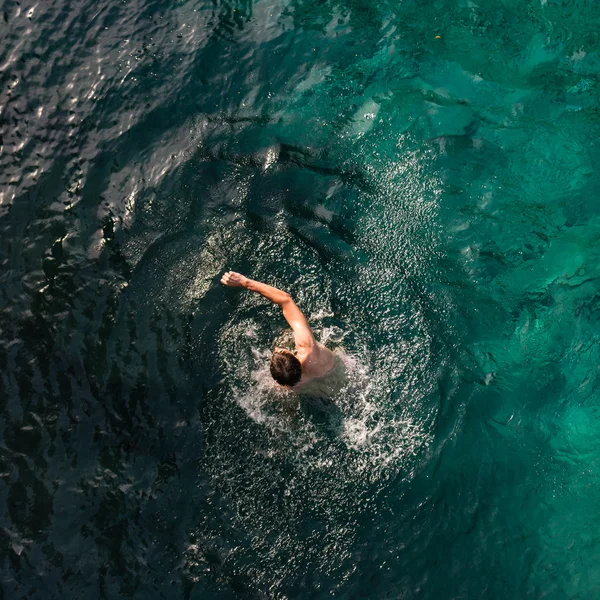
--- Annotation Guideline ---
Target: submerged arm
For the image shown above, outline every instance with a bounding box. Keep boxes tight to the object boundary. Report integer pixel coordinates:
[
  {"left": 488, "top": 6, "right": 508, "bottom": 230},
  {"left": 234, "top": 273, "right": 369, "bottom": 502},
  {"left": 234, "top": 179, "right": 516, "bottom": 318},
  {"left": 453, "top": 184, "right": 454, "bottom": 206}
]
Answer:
[{"left": 220, "top": 271, "right": 315, "bottom": 348}]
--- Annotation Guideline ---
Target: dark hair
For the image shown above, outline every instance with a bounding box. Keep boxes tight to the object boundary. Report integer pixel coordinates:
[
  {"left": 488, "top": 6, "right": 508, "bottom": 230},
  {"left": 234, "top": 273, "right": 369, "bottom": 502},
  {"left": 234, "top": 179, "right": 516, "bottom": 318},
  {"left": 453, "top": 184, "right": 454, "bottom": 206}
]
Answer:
[{"left": 270, "top": 351, "right": 302, "bottom": 387}]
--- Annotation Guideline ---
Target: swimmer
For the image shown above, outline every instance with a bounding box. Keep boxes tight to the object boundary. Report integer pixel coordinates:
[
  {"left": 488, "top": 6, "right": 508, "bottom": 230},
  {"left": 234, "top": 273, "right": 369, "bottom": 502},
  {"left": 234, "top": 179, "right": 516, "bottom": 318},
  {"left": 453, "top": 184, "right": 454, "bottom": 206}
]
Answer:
[{"left": 220, "top": 271, "right": 339, "bottom": 391}]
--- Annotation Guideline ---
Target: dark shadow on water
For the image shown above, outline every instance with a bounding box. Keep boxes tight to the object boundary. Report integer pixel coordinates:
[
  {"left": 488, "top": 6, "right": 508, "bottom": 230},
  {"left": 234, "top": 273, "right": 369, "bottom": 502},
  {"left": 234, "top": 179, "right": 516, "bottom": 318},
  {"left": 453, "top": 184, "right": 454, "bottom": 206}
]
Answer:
[{"left": 298, "top": 395, "right": 344, "bottom": 438}]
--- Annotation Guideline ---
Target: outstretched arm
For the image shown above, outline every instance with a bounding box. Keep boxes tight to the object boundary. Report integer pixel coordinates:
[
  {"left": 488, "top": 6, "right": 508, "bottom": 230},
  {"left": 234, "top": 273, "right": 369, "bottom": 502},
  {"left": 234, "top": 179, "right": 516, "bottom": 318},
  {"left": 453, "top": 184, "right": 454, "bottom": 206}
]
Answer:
[{"left": 220, "top": 271, "right": 315, "bottom": 349}]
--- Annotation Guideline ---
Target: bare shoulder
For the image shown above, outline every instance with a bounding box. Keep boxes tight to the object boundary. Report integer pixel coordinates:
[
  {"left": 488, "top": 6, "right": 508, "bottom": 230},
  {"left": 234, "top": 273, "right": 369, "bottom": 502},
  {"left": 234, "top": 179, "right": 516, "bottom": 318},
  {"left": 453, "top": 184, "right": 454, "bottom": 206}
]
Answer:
[
  {"left": 315, "top": 342, "right": 335, "bottom": 360},
  {"left": 299, "top": 342, "right": 335, "bottom": 378}
]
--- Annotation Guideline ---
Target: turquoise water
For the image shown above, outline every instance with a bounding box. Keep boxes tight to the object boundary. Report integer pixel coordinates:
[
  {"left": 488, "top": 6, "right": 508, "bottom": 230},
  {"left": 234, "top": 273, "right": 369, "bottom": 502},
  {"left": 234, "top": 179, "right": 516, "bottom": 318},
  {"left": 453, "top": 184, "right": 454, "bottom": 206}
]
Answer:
[{"left": 2, "top": 0, "right": 600, "bottom": 597}]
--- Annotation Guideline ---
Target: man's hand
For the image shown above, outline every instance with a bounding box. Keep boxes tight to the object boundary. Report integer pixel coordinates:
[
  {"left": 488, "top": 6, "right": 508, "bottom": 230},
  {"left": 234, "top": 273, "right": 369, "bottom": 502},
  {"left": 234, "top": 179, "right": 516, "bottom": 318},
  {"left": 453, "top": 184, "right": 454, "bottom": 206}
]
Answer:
[{"left": 221, "top": 271, "right": 247, "bottom": 287}]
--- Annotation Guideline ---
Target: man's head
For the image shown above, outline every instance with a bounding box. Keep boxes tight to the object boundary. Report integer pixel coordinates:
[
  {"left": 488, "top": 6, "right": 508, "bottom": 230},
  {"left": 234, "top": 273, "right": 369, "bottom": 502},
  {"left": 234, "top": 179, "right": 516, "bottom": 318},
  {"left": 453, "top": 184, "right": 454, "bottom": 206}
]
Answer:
[{"left": 270, "top": 349, "right": 302, "bottom": 387}]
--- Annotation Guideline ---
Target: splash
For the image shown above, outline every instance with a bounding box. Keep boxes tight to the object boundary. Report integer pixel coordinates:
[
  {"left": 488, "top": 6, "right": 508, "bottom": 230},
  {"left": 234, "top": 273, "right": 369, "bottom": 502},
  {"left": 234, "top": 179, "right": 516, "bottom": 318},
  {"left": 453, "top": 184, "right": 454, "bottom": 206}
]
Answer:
[{"left": 220, "top": 319, "right": 433, "bottom": 479}]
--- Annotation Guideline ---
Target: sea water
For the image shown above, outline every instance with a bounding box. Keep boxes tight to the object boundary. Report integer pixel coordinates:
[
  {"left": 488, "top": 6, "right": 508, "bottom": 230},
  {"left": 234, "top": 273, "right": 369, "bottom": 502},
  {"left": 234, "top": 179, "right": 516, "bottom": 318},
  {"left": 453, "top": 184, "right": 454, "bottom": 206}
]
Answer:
[{"left": 1, "top": 0, "right": 600, "bottom": 597}]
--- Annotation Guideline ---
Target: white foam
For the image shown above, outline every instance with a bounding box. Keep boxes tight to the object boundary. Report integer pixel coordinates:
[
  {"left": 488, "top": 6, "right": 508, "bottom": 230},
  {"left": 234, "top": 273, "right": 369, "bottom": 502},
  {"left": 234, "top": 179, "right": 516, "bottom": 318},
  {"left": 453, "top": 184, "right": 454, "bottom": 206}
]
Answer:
[{"left": 220, "top": 321, "right": 433, "bottom": 478}]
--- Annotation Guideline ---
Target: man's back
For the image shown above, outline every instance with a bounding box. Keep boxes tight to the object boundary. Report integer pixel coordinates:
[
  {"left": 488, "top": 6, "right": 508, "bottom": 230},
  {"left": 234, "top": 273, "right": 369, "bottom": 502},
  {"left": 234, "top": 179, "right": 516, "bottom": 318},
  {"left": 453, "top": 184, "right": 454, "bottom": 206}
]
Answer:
[{"left": 296, "top": 341, "right": 336, "bottom": 382}]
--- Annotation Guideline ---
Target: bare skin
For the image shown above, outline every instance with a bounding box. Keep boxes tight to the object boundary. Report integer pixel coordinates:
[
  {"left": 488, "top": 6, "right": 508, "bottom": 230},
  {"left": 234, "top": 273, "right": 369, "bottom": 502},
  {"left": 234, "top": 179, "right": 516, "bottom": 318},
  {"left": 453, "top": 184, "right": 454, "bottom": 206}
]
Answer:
[{"left": 220, "top": 271, "right": 335, "bottom": 385}]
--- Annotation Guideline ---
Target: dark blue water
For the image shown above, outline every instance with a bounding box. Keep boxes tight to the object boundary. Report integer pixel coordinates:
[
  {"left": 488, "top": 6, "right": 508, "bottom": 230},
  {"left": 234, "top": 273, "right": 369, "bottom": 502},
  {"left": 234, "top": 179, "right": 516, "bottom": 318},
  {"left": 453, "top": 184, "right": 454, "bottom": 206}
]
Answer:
[{"left": 2, "top": 0, "right": 600, "bottom": 597}]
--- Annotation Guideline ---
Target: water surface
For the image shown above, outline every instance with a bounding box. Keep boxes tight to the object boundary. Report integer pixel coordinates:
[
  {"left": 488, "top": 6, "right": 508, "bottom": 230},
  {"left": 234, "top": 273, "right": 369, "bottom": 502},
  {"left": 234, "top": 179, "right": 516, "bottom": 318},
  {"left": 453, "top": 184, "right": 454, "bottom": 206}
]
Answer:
[{"left": 2, "top": 0, "right": 600, "bottom": 597}]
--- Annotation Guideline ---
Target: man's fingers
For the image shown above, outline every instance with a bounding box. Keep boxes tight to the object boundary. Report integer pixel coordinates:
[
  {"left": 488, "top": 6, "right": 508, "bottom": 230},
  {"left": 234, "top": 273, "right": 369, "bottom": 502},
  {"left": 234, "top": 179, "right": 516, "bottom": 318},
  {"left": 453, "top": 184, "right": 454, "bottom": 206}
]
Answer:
[{"left": 221, "top": 271, "right": 241, "bottom": 286}]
